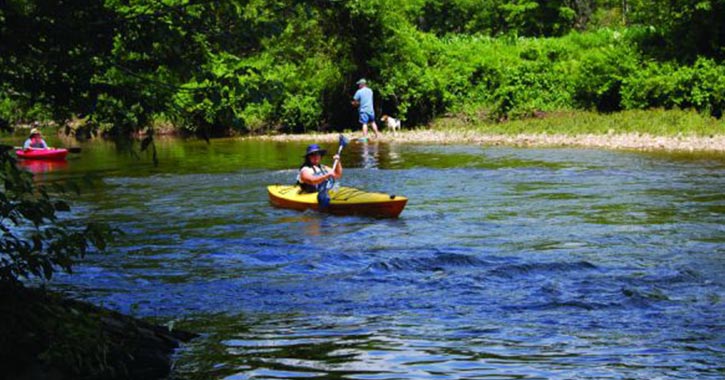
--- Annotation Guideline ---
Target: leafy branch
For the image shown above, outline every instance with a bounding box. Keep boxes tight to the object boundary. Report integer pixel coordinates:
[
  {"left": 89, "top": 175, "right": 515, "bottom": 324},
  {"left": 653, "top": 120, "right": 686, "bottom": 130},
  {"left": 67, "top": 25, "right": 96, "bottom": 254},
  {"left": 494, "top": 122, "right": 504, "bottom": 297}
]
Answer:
[{"left": 0, "top": 146, "right": 117, "bottom": 286}]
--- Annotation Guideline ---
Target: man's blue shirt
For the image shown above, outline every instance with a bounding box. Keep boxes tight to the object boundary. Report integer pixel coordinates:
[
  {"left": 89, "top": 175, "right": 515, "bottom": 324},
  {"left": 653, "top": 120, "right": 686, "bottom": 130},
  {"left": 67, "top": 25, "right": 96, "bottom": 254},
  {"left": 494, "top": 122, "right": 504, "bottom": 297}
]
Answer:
[{"left": 354, "top": 87, "right": 374, "bottom": 114}]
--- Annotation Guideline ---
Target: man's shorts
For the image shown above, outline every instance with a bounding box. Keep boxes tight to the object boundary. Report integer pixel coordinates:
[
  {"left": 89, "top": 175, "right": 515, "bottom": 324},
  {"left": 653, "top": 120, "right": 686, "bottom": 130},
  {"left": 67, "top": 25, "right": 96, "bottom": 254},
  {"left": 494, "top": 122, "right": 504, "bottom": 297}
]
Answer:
[{"left": 359, "top": 111, "right": 375, "bottom": 125}]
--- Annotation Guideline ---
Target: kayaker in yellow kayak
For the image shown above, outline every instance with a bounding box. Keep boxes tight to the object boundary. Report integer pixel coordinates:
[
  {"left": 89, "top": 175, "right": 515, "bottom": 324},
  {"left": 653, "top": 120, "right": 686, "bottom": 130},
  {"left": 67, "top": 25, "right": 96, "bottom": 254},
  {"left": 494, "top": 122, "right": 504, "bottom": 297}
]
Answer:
[
  {"left": 296, "top": 144, "right": 343, "bottom": 193},
  {"left": 23, "top": 127, "right": 49, "bottom": 150}
]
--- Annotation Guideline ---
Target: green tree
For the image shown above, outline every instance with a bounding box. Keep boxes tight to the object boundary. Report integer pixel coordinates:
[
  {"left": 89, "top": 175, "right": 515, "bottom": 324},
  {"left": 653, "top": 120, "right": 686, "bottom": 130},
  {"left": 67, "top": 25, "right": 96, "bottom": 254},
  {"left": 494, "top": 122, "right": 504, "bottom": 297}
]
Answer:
[
  {"left": 0, "top": 0, "right": 115, "bottom": 122},
  {"left": 627, "top": 0, "right": 725, "bottom": 61},
  {"left": 2, "top": 0, "right": 724, "bottom": 133}
]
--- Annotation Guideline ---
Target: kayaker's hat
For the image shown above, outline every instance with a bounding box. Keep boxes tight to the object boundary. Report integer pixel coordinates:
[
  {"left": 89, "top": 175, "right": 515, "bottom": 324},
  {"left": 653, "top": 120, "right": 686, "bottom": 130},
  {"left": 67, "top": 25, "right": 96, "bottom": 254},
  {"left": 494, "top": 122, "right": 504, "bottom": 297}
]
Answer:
[
  {"left": 304, "top": 144, "right": 327, "bottom": 157},
  {"left": 356, "top": 78, "right": 367, "bottom": 85},
  {"left": 29, "top": 128, "right": 42, "bottom": 137}
]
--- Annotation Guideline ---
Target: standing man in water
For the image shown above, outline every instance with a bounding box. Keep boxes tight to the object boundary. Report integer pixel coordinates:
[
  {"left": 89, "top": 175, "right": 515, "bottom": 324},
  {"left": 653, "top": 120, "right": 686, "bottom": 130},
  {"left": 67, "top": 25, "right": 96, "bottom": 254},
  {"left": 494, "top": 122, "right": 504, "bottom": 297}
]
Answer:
[{"left": 352, "top": 78, "right": 380, "bottom": 140}]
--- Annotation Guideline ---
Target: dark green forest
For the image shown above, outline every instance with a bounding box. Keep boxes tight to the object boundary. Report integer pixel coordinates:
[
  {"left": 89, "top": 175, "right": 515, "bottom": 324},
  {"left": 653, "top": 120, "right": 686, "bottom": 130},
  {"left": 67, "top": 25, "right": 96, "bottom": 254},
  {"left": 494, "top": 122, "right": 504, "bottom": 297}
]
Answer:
[{"left": 1, "top": 0, "right": 724, "bottom": 137}]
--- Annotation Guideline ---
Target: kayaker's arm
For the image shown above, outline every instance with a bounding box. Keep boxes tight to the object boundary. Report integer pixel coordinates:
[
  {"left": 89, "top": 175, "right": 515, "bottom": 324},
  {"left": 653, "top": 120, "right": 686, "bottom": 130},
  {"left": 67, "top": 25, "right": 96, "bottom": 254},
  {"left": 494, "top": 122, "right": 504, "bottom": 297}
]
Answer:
[{"left": 300, "top": 167, "right": 335, "bottom": 185}]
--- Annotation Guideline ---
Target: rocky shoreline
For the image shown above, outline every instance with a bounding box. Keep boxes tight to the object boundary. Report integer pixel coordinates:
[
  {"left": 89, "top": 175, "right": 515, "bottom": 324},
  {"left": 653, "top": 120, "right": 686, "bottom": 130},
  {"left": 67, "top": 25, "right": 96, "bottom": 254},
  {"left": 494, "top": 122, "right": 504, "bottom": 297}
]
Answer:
[{"left": 249, "top": 129, "right": 725, "bottom": 153}]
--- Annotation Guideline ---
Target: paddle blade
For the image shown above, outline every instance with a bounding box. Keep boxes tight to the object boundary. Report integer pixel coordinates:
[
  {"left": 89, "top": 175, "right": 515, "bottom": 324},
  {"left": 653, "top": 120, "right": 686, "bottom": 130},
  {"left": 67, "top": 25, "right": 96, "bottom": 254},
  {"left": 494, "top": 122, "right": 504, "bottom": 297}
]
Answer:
[
  {"left": 317, "top": 189, "right": 331, "bottom": 209},
  {"left": 317, "top": 178, "right": 335, "bottom": 209},
  {"left": 338, "top": 134, "right": 349, "bottom": 149}
]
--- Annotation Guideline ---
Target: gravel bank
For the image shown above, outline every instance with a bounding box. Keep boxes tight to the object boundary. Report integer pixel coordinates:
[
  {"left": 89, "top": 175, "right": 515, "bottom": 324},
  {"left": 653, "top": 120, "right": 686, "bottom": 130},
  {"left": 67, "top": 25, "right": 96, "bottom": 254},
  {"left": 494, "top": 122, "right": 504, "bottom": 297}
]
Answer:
[{"left": 249, "top": 129, "right": 725, "bottom": 153}]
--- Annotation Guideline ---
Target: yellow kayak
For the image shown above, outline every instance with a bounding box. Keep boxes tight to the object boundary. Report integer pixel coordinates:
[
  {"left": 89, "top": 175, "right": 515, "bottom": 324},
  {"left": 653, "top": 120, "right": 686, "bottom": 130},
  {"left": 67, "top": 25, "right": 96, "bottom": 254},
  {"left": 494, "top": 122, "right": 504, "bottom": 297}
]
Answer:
[{"left": 267, "top": 185, "right": 408, "bottom": 218}]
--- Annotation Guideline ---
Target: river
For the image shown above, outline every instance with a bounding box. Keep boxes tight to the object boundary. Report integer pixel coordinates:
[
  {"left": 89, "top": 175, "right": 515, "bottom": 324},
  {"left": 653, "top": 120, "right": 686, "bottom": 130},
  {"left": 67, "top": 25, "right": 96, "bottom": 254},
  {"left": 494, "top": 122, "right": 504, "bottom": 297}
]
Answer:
[{"left": 13, "top": 137, "right": 725, "bottom": 379}]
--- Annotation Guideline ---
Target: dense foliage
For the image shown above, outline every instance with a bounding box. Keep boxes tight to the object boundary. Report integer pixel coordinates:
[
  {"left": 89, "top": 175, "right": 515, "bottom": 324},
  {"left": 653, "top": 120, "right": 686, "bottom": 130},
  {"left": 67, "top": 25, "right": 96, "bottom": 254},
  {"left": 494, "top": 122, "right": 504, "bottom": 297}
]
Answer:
[{"left": 1, "top": 0, "right": 723, "bottom": 135}]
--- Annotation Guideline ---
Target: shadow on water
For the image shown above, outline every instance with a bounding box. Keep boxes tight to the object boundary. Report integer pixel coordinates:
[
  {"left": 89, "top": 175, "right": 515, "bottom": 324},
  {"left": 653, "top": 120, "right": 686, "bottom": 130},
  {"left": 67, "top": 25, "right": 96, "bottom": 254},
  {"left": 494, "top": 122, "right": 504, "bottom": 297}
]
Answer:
[{"left": 15, "top": 137, "right": 723, "bottom": 379}]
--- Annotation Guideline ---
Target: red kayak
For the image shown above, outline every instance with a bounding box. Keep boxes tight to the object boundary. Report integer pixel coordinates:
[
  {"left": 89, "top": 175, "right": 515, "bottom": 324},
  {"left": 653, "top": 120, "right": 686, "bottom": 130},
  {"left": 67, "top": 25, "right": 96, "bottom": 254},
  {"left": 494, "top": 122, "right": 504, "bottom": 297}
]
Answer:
[{"left": 15, "top": 148, "right": 68, "bottom": 160}]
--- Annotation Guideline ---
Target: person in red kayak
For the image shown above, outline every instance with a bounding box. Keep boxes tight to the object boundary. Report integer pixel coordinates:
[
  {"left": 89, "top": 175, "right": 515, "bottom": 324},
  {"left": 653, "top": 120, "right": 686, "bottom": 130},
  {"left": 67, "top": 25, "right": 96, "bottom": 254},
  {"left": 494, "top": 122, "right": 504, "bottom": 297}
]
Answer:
[
  {"left": 23, "top": 127, "right": 49, "bottom": 150},
  {"left": 296, "top": 144, "right": 343, "bottom": 193}
]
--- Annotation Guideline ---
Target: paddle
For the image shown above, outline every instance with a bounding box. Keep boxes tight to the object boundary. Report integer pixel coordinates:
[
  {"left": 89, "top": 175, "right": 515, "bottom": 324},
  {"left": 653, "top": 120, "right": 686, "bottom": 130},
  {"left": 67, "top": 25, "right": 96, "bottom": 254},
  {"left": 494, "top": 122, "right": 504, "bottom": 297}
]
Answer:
[{"left": 318, "top": 134, "right": 349, "bottom": 208}]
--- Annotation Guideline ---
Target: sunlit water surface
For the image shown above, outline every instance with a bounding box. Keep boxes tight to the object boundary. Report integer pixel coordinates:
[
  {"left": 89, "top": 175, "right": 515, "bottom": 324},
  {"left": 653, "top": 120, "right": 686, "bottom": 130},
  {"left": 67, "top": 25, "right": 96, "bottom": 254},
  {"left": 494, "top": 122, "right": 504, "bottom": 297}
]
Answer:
[{"left": 13, "top": 137, "right": 724, "bottom": 379}]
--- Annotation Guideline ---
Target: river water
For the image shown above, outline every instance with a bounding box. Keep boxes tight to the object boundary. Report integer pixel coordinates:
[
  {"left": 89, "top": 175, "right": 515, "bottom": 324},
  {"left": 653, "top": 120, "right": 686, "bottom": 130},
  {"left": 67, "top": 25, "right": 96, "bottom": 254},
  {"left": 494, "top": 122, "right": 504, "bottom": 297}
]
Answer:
[{"left": 16, "top": 137, "right": 725, "bottom": 379}]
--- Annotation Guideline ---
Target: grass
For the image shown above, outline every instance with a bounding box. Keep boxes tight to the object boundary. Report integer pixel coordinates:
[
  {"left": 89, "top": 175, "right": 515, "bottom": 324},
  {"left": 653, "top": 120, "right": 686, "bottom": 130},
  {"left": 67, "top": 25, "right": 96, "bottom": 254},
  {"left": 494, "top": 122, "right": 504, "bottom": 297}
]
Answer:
[{"left": 432, "top": 109, "right": 724, "bottom": 137}]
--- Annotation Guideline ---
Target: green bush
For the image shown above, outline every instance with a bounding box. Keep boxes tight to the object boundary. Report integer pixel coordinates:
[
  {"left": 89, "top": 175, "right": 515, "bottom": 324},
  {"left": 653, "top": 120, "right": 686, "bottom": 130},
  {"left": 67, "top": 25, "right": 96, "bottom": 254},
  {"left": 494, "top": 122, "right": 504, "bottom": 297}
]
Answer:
[
  {"left": 622, "top": 58, "right": 725, "bottom": 117},
  {"left": 571, "top": 35, "right": 639, "bottom": 112},
  {"left": 0, "top": 93, "right": 53, "bottom": 125},
  {"left": 391, "top": 29, "right": 638, "bottom": 120}
]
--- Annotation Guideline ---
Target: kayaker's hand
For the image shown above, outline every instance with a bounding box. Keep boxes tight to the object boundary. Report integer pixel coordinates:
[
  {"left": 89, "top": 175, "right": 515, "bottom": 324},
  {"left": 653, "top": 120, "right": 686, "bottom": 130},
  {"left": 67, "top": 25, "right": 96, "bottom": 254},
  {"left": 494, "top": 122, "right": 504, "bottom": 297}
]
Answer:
[{"left": 333, "top": 154, "right": 340, "bottom": 161}]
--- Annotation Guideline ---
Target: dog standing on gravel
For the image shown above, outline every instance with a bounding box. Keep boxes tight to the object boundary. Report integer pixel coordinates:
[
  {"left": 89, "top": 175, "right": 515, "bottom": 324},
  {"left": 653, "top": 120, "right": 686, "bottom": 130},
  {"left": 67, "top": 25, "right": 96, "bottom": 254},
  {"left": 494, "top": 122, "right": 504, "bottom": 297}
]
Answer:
[{"left": 380, "top": 115, "right": 401, "bottom": 135}]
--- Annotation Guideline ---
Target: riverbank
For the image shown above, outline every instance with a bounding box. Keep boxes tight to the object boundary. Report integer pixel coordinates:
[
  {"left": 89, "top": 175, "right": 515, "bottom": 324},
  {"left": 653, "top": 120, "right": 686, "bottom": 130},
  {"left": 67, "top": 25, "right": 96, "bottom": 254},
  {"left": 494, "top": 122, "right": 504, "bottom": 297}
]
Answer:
[
  {"left": 9, "top": 109, "right": 724, "bottom": 153},
  {"left": 249, "top": 110, "right": 725, "bottom": 153},
  {"left": 0, "top": 284, "right": 195, "bottom": 380}
]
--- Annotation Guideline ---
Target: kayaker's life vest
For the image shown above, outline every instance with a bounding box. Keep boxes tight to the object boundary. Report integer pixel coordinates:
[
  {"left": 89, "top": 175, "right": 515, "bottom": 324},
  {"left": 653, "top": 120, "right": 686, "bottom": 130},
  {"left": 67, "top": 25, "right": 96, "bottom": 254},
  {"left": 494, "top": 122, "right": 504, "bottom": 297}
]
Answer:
[
  {"left": 296, "top": 164, "right": 328, "bottom": 193},
  {"left": 25, "top": 138, "right": 47, "bottom": 149}
]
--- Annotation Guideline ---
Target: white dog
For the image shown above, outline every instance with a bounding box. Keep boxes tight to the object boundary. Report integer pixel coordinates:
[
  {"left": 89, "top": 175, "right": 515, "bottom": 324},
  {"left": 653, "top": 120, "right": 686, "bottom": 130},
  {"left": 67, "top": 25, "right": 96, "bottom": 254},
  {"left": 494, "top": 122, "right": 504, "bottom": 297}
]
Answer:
[{"left": 380, "top": 115, "right": 401, "bottom": 134}]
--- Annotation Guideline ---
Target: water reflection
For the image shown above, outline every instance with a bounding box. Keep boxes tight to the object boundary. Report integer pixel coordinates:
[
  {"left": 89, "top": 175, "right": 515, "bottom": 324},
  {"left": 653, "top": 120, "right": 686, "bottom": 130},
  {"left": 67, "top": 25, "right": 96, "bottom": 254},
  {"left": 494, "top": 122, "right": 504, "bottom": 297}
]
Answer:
[
  {"left": 273, "top": 214, "right": 324, "bottom": 237},
  {"left": 387, "top": 144, "right": 402, "bottom": 168},
  {"left": 360, "top": 140, "right": 379, "bottom": 169},
  {"left": 347, "top": 139, "right": 404, "bottom": 170},
  {"left": 17, "top": 158, "right": 69, "bottom": 174}
]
